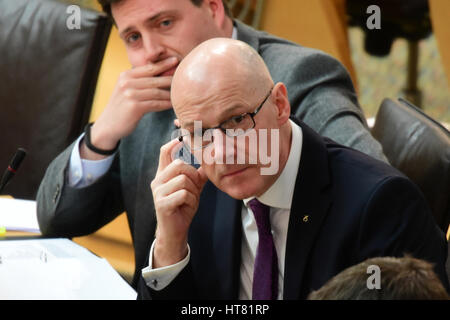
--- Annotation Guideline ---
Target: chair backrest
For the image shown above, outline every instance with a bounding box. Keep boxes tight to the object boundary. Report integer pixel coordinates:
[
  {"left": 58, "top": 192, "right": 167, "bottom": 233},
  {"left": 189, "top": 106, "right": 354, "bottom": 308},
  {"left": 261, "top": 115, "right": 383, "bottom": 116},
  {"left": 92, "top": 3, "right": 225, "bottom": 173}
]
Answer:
[
  {"left": 0, "top": 0, "right": 111, "bottom": 199},
  {"left": 372, "top": 98, "right": 450, "bottom": 233}
]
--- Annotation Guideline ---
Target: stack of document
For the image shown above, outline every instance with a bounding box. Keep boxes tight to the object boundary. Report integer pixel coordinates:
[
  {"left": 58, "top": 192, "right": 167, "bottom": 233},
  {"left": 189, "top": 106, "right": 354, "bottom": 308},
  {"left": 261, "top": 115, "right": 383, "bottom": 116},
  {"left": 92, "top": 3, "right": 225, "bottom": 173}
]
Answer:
[
  {"left": 0, "top": 238, "right": 137, "bottom": 299},
  {"left": 0, "top": 198, "right": 40, "bottom": 233}
]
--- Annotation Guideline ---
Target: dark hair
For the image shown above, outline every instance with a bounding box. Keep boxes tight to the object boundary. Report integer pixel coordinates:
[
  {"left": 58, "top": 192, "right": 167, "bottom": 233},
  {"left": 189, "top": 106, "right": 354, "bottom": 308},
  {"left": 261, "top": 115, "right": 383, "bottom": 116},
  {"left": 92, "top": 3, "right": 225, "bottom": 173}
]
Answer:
[
  {"left": 307, "top": 256, "right": 450, "bottom": 300},
  {"left": 97, "top": 0, "right": 232, "bottom": 21}
]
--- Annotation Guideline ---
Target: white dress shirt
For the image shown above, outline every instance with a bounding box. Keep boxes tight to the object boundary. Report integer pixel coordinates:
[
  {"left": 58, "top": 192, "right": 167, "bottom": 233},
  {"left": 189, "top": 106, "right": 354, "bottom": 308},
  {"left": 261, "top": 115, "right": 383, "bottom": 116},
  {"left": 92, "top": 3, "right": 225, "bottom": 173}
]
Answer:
[
  {"left": 142, "top": 120, "right": 303, "bottom": 300},
  {"left": 67, "top": 133, "right": 115, "bottom": 188}
]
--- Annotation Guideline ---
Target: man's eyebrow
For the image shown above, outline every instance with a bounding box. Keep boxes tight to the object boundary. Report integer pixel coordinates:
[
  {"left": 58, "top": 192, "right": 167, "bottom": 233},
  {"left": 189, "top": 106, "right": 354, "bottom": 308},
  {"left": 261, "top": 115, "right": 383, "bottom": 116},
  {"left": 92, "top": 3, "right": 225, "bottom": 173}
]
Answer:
[
  {"left": 219, "top": 104, "right": 246, "bottom": 120},
  {"left": 119, "top": 26, "right": 134, "bottom": 39},
  {"left": 119, "top": 11, "right": 175, "bottom": 39},
  {"left": 182, "top": 104, "right": 247, "bottom": 130}
]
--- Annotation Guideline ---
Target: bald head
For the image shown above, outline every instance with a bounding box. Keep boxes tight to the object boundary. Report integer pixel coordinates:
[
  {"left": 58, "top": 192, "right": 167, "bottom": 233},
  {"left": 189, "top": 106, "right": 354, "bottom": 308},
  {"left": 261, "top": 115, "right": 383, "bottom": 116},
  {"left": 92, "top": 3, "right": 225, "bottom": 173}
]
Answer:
[
  {"left": 169, "top": 38, "right": 292, "bottom": 200},
  {"left": 171, "top": 38, "right": 274, "bottom": 115}
]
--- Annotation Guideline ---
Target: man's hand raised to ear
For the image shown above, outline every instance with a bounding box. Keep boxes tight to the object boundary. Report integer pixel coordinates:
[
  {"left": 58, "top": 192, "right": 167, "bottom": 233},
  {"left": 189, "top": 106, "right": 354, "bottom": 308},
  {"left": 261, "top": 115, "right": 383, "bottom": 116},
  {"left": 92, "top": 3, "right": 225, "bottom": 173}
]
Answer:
[{"left": 151, "top": 139, "right": 208, "bottom": 268}]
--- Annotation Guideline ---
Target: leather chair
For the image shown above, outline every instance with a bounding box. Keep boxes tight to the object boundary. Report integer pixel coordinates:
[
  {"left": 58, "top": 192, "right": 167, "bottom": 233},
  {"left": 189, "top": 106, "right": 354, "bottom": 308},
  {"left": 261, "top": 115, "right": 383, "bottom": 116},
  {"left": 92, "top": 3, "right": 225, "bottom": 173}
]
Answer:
[
  {"left": 372, "top": 98, "right": 450, "bottom": 233},
  {"left": 0, "top": 0, "right": 111, "bottom": 199}
]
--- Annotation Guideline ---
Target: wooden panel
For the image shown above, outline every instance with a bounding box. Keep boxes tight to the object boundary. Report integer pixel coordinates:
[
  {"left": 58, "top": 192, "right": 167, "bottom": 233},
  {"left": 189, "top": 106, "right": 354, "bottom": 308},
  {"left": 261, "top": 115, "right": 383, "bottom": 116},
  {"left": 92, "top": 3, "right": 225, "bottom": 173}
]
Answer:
[
  {"left": 259, "top": 0, "right": 358, "bottom": 92},
  {"left": 94, "top": 211, "right": 132, "bottom": 244},
  {"left": 429, "top": 0, "right": 450, "bottom": 89},
  {"left": 90, "top": 27, "right": 131, "bottom": 122}
]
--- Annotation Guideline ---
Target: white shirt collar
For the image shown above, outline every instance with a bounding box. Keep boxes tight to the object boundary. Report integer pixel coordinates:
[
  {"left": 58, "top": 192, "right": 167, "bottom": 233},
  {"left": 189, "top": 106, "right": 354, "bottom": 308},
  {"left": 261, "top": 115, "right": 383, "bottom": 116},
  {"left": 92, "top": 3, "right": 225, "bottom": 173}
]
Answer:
[
  {"left": 232, "top": 26, "right": 238, "bottom": 40},
  {"left": 244, "top": 120, "right": 303, "bottom": 210}
]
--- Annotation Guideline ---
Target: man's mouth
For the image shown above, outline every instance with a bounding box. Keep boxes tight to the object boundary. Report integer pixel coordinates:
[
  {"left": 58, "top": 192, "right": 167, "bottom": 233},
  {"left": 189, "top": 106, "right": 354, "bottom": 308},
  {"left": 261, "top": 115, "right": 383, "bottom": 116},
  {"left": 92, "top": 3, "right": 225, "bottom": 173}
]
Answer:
[
  {"left": 159, "top": 64, "right": 178, "bottom": 77},
  {"left": 222, "top": 167, "right": 249, "bottom": 178}
]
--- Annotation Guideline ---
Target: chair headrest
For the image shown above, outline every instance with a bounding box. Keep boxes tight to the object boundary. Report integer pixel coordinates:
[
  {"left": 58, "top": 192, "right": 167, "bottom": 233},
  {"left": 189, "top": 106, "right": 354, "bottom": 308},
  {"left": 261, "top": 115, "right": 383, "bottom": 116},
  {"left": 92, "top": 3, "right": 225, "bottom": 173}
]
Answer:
[{"left": 372, "top": 98, "right": 450, "bottom": 232}]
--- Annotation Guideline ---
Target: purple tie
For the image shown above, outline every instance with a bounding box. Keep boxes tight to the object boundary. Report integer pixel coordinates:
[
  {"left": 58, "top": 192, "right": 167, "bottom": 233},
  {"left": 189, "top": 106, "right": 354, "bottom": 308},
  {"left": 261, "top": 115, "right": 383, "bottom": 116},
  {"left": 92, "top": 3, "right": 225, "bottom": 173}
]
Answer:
[{"left": 248, "top": 198, "right": 278, "bottom": 300}]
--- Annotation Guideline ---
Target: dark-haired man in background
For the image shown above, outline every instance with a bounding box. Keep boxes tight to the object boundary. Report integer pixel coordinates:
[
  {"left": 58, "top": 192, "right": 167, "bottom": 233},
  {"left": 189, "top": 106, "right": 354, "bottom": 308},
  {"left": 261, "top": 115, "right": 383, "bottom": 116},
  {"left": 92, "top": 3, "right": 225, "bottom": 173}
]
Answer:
[{"left": 37, "top": 0, "right": 387, "bottom": 288}]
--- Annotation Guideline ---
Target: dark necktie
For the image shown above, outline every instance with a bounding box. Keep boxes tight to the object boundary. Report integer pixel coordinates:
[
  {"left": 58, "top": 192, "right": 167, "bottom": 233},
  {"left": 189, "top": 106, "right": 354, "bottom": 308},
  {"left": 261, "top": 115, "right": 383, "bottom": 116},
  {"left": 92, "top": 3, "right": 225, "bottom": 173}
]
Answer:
[{"left": 248, "top": 198, "right": 279, "bottom": 300}]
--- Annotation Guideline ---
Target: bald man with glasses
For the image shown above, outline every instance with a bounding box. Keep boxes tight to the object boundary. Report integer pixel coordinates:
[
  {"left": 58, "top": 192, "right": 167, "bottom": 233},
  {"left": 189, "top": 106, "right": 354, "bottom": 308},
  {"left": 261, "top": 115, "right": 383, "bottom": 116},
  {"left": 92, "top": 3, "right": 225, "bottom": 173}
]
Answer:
[{"left": 141, "top": 38, "right": 449, "bottom": 300}]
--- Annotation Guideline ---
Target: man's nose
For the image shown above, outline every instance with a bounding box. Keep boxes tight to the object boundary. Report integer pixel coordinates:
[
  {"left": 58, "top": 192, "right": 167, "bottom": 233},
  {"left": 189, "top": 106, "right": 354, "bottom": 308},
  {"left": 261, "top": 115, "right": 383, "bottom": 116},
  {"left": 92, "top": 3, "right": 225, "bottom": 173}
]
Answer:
[
  {"left": 142, "top": 34, "right": 166, "bottom": 63},
  {"left": 212, "top": 131, "right": 237, "bottom": 164}
]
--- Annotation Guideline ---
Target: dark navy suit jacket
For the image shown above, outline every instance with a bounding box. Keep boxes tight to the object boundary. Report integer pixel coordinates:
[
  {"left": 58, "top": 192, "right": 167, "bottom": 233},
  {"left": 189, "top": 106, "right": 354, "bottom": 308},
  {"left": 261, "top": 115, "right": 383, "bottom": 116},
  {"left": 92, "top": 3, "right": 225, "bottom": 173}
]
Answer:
[{"left": 139, "top": 118, "right": 449, "bottom": 299}]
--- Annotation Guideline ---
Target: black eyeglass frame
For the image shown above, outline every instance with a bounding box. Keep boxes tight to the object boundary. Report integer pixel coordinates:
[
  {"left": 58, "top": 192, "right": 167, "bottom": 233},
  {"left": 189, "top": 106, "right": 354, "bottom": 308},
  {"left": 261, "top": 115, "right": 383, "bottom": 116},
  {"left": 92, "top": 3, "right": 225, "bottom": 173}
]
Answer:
[{"left": 177, "top": 87, "right": 274, "bottom": 150}]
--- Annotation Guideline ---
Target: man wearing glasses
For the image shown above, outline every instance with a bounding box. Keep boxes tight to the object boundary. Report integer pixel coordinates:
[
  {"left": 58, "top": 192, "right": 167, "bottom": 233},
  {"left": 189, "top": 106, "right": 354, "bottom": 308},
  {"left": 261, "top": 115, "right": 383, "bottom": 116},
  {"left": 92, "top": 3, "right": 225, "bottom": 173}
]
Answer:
[
  {"left": 141, "top": 38, "right": 449, "bottom": 300},
  {"left": 175, "top": 87, "right": 278, "bottom": 174}
]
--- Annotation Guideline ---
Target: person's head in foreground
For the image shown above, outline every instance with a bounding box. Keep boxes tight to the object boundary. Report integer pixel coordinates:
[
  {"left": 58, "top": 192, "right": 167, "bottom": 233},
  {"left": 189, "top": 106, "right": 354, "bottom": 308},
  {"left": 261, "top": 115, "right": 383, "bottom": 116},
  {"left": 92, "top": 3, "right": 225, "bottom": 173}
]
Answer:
[
  {"left": 170, "top": 38, "right": 291, "bottom": 199},
  {"left": 307, "top": 256, "right": 450, "bottom": 300}
]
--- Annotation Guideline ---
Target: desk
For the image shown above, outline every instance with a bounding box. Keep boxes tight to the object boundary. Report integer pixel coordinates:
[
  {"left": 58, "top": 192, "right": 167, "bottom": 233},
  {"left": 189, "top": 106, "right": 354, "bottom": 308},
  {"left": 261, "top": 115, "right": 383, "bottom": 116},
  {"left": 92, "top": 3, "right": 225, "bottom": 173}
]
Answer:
[
  {"left": 1, "top": 225, "right": 134, "bottom": 284},
  {"left": 0, "top": 237, "right": 137, "bottom": 299},
  {"left": 1, "top": 231, "right": 40, "bottom": 237},
  {"left": 1, "top": 226, "right": 134, "bottom": 285},
  {"left": 0, "top": 196, "right": 134, "bottom": 284}
]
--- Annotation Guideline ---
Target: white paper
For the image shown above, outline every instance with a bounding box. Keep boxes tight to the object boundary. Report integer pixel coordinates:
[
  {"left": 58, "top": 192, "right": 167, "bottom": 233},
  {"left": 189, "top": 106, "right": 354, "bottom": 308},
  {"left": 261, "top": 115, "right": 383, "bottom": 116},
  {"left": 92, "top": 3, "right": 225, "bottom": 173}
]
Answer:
[
  {"left": 0, "top": 198, "right": 40, "bottom": 233},
  {"left": 0, "top": 238, "right": 137, "bottom": 300}
]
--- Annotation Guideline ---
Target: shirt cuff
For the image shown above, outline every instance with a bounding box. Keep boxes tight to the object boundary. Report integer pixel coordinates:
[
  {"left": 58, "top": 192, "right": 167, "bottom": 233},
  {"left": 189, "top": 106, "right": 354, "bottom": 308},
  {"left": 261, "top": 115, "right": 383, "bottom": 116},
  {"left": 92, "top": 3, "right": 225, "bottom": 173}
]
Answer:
[
  {"left": 67, "top": 133, "right": 116, "bottom": 188},
  {"left": 141, "top": 240, "right": 190, "bottom": 291}
]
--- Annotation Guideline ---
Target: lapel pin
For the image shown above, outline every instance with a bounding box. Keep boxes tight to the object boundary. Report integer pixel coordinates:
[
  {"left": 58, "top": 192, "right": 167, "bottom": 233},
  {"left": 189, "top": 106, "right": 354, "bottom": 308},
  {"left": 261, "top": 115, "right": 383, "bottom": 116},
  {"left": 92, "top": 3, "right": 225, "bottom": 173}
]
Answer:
[{"left": 302, "top": 215, "right": 310, "bottom": 223}]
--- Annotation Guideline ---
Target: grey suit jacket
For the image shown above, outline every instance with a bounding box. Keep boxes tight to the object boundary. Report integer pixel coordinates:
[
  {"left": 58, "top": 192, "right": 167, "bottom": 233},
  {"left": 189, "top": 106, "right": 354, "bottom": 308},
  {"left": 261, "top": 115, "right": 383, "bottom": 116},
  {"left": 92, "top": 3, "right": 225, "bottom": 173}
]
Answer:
[{"left": 37, "top": 20, "right": 387, "bottom": 287}]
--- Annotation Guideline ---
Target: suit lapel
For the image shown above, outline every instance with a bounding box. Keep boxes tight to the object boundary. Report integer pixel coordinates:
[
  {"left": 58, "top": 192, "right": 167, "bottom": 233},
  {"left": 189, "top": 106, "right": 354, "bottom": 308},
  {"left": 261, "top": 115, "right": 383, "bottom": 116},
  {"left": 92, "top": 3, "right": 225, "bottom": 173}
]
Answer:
[
  {"left": 212, "top": 188, "right": 242, "bottom": 299},
  {"left": 283, "top": 119, "right": 332, "bottom": 299}
]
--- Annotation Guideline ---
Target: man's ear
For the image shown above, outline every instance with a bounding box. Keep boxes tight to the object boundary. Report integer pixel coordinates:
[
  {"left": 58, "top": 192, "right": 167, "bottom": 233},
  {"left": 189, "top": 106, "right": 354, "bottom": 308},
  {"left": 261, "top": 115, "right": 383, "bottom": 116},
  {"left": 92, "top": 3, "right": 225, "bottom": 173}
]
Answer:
[
  {"left": 205, "top": 0, "right": 226, "bottom": 26},
  {"left": 273, "top": 82, "right": 291, "bottom": 126}
]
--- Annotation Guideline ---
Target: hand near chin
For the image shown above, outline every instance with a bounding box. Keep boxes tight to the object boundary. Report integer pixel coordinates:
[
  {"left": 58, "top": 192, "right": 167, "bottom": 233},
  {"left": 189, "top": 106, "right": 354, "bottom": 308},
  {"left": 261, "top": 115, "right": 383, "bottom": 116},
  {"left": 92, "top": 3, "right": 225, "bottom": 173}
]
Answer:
[
  {"left": 81, "top": 57, "right": 178, "bottom": 160},
  {"left": 150, "top": 139, "right": 208, "bottom": 268}
]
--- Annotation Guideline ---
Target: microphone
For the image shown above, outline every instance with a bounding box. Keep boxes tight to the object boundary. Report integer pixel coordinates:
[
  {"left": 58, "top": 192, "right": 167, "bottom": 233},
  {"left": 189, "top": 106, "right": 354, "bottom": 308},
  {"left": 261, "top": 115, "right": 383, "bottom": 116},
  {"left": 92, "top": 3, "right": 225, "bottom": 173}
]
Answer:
[{"left": 0, "top": 148, "right": 27, "bottom": 194}]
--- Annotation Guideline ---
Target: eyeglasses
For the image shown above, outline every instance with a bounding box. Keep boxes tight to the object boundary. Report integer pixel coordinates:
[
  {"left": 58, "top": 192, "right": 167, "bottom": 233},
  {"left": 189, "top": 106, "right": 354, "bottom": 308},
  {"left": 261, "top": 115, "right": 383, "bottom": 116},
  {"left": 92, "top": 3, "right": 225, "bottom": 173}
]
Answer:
[{"left": 177, "top": 87, "right": 273, "bottom": 151}]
